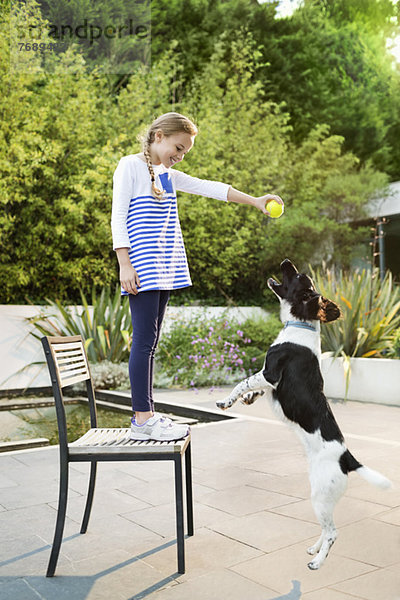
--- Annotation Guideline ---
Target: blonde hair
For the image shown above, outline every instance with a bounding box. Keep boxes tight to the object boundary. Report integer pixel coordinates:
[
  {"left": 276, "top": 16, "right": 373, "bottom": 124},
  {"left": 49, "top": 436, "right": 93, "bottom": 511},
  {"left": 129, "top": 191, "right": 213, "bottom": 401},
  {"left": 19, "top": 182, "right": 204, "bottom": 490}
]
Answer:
[{"left": 140, "top": 112, "right": 198, "bottom": 200}]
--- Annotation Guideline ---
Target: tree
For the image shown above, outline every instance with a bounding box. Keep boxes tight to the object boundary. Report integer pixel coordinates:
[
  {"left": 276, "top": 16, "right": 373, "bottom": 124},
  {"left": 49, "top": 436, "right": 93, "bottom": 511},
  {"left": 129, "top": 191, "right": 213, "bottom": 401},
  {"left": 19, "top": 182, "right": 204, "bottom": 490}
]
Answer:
[
  {"left": 256, "top": 0, "right": 400, "bottom": 177},
  {"left": 0, "top": 7, "right": 388, "bottom": 304}
]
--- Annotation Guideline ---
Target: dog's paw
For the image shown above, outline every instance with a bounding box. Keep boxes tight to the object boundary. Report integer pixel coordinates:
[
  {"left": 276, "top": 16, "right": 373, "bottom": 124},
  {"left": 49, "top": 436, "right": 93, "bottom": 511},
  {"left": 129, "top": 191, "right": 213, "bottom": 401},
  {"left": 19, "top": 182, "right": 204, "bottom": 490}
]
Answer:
[
  {"left": 307, "top": 558, "right": 322, "bottom": 570},
  {"left": 216, "top": 398, "right": 233, "bottom": 410},
  {"left": 240, "top": 390, "right": 265, "bottom": 405}
]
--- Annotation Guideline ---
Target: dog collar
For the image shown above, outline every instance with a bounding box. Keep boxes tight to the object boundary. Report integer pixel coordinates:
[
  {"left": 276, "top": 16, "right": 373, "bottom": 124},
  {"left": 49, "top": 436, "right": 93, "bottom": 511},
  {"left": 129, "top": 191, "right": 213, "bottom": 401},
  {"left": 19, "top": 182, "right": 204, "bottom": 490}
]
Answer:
[{"left": 284, "top": 320, "right": 317, "bottom": 332}]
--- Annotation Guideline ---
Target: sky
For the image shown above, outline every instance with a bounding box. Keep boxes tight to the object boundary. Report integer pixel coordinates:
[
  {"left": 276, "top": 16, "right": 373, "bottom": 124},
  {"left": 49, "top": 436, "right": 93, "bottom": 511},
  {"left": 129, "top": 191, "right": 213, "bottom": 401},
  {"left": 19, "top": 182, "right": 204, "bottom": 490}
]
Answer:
[{"left": 258, "top": 0, "right": 303, "bottom": 18}]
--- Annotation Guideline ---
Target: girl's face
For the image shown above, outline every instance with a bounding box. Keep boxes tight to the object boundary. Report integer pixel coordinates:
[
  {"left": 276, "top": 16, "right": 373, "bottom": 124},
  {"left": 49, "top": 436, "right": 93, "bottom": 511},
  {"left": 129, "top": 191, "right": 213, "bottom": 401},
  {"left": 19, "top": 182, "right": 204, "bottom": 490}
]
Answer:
[{"left": 152, "top": 130, "right": 195, "bottom": 168}]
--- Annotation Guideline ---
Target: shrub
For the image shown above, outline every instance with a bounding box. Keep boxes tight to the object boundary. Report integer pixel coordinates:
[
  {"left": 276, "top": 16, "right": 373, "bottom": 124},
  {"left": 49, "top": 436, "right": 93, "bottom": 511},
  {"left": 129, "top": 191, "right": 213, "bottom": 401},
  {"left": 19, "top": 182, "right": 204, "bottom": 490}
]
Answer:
[
  {"left": 88, "top": 361, "right": 130, "bottom": 390},
  {"left": 392, "top": 328, "right": 400, "bottom": 358},
  {"left": 311, "top": 266, "right": 400, "bottom": 358},
  {"left": 155, "top": 310, "right": 281, "bottom": 388},
  {"left": 27, "top": 286, "right": 132, "bottom": 363}
]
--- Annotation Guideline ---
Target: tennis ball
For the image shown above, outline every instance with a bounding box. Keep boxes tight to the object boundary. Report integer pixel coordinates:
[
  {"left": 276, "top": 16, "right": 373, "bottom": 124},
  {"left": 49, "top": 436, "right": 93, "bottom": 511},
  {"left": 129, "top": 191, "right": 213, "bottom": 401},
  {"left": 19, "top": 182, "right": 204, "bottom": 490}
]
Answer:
[{"left": 266, "top": 199, "right": 284, "bottom": 218}]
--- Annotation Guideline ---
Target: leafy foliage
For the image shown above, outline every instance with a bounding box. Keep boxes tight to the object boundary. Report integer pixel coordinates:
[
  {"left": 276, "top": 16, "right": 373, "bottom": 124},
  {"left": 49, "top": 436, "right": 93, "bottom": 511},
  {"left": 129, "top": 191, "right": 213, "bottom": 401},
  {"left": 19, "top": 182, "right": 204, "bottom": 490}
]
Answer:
[
  {"left": 156, "top": 310, "right": 282, "bottom": 387},
  {"left": 27, "top": 286, "right": 132, "bottom": 363},
  {"left": 311, "top": 266, "right": 400, "bottom": 358},
  {"left": 392, "top": 328, "right": 400, "bottom": 358},
  {"left": 0, "top": 2, "right": 393, "bottom": 304}
]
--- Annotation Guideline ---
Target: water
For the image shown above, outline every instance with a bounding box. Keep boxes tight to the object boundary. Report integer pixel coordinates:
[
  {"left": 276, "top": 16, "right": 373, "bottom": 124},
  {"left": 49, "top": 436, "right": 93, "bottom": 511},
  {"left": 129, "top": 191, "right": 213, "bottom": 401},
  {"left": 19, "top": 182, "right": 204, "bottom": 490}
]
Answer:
[{"left": 0, "top": 402, "right": 133, "bottom": 445}]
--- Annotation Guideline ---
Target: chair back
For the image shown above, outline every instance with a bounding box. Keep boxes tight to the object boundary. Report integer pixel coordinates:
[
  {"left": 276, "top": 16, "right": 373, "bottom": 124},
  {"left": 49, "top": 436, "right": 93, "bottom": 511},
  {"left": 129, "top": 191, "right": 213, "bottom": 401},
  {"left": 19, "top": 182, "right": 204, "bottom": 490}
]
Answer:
[{"left": 41, "top": 335, "right": 97, "bottom": 449}]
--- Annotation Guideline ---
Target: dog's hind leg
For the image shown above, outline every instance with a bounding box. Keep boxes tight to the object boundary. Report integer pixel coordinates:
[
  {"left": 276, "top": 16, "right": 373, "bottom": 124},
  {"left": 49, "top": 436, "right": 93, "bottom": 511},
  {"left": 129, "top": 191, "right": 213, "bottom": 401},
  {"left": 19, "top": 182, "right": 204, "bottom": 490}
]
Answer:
[
  {"left": 307, "top": 466, "right": 347, "bottom": 570},
  {"left": 307, "top": 498, "right": 338, "bottom": 570},
  {"left": 216, "top": 371, "right": 272, "bottom": 410}
]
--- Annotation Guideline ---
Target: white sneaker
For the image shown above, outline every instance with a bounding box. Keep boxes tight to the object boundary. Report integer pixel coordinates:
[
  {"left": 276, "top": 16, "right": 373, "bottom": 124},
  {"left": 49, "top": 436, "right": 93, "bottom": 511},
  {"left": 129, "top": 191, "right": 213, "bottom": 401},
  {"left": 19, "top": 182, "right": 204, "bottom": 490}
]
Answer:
[{"left": 130, "top": 413, "right": 190, "bottom": 441}]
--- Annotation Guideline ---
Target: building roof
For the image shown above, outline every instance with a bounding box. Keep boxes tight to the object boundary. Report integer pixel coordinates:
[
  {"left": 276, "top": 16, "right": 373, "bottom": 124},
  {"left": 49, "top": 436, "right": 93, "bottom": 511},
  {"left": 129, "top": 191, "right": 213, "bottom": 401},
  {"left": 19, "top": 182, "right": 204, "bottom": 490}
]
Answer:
[{"left": 368, "top": 181, "right": 400, "bottom": 218}]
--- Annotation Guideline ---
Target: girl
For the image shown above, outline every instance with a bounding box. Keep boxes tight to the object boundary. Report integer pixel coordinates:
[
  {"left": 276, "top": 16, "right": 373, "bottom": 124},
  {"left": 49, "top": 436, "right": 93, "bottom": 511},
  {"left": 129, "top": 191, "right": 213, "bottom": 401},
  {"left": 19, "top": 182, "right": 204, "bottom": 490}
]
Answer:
[{"left": 111, "top": 112, "right": 283, "bottom": 442}]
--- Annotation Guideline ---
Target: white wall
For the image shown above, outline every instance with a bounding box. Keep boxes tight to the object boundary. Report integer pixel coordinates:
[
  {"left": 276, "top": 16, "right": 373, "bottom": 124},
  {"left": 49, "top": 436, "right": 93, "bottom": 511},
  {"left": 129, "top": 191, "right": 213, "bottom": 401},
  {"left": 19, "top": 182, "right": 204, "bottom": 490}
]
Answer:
[{"left": 0, "top": 304, "right": 268, "bottom": 391}]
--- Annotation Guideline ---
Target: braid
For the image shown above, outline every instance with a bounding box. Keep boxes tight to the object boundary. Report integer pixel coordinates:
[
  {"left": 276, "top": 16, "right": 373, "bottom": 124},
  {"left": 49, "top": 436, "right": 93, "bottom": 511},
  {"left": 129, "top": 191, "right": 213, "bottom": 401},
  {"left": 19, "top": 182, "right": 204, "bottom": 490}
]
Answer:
[
  {"left": 140, "top": 113, "right": 198, "bottom": 201},
  {"left": 143, "top": 140, "right": 164, "bottom": 201}
]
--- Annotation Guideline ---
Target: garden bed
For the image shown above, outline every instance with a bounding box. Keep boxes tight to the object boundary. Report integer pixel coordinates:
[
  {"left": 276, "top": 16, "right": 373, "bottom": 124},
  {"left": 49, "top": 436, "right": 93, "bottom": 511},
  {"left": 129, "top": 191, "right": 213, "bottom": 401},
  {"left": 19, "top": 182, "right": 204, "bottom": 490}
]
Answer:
[{"left": 321, "top": 355, "right": 400, "bottom": 406}]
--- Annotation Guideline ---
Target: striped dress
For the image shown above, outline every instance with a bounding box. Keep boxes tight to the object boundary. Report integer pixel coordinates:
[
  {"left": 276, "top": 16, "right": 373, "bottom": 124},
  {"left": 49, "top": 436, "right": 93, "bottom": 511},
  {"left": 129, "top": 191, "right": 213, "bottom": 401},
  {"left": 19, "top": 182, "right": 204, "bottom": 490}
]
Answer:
[{"left": 111, "top": 155, "right": 230, "bottom": 294}]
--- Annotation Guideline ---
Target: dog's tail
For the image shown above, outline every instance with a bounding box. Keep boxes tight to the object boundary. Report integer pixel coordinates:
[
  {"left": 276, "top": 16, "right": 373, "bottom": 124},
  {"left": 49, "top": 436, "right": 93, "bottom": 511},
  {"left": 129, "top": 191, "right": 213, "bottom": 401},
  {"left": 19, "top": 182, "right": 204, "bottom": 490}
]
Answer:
[{"left": 340, "top": 450, "right": 392, "bottom": 489}]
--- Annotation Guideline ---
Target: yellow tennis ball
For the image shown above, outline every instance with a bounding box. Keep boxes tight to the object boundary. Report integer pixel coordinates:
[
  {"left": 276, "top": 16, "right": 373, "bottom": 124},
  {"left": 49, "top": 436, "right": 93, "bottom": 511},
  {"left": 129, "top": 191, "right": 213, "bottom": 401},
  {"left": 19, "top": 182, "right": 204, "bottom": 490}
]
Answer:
[{"left": 266, "top": 199, "right": 284, "bottom": 218}]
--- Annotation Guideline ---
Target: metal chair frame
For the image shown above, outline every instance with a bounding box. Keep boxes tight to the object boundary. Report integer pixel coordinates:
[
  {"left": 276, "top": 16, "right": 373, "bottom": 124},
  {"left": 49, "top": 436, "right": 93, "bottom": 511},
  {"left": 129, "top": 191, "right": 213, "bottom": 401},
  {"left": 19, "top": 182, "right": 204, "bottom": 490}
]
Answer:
[{"left": 41, "top": 335, "right": 193, "bottom": 577}]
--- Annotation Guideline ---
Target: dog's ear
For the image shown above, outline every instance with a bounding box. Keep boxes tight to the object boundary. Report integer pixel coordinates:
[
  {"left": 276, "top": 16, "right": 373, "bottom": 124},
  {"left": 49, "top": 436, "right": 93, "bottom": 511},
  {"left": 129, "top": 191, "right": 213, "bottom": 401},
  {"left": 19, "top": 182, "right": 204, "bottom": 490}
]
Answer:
[{"left": 318, "top": 297, "right": 341, "bottom": 323}]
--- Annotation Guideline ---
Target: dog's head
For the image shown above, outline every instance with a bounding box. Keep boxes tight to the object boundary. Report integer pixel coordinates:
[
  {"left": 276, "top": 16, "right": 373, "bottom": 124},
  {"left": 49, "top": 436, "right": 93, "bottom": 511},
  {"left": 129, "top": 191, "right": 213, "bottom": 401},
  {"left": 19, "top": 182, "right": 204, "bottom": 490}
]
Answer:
[{"left": 268, "top": 259, "right": 341, "bottom": 323}]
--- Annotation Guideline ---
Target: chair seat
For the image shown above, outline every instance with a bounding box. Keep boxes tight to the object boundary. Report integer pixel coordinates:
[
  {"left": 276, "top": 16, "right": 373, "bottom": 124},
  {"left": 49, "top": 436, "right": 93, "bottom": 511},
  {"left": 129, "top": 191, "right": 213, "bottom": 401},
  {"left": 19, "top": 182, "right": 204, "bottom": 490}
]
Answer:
[{"left": 69, "top": 428, "right": 190, "bottom": 455}]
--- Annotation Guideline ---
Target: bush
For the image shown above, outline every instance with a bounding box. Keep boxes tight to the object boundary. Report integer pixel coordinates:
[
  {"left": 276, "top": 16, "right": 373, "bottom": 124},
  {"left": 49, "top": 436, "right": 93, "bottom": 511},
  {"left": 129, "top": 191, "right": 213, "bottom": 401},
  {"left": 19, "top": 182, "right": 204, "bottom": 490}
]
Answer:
[
  {"left": 88, "top": 361, "right": 130, "bottom": 390},
  {"left": 311, "top": 266, "right": 400, "bottom": 358},
  {"left": 27, "top": 286, "right": 132, "bottom": 363},
  {"left": 155, "top": 310, "right": 281, "bottom": 388},
  {"left": 392, "top": 328, "right": 400, "bottom": 358}
]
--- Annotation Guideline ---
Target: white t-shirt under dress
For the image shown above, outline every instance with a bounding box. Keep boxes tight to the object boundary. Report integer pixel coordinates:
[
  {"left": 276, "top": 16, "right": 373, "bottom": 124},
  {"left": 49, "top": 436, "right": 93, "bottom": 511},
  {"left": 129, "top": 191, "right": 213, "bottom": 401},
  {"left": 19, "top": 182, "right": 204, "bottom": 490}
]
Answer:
[{"left": 111, "top": 155, "right": 230, "bottom": 294}]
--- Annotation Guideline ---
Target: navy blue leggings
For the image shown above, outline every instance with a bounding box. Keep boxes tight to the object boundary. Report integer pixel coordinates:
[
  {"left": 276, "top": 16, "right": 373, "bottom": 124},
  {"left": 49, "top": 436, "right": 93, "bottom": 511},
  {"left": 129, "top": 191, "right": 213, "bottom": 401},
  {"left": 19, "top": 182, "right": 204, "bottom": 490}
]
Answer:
[{"left": 128, "top": 290, "right": 170, "bottom": 412}]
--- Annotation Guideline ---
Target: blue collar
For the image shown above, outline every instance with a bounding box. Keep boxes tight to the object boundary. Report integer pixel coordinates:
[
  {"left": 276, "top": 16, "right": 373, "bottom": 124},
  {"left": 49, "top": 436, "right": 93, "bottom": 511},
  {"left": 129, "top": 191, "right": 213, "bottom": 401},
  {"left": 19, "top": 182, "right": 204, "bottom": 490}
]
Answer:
[{"left": 284, "top": 320, "right": 317, "bottom": 332}]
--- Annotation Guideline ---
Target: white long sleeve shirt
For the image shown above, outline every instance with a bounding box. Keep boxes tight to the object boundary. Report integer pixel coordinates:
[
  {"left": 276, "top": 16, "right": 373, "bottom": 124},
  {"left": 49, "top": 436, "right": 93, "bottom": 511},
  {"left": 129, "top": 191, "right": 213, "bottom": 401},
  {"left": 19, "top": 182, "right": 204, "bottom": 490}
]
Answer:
[{"left": 111, "top": 154, "right": 230, "bottom": 293}]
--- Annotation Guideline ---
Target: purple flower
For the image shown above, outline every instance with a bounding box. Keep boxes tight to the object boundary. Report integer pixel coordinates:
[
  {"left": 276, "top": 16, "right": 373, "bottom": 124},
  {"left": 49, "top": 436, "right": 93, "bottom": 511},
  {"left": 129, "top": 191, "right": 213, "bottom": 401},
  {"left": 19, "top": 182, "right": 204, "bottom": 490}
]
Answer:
[{"left": 175, "top": 355, "right": 181, "bottom": 359}]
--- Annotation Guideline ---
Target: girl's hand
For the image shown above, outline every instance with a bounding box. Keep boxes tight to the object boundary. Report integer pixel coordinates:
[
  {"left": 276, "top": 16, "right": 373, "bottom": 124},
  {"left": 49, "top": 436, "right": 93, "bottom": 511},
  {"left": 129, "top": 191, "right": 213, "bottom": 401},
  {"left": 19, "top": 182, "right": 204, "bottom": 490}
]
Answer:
[
  {"left": 256, "top": 194, "right": 284, "bottom": 216},
  {"left": 120, "top": 264, "right": 141, "bottom": 295}
]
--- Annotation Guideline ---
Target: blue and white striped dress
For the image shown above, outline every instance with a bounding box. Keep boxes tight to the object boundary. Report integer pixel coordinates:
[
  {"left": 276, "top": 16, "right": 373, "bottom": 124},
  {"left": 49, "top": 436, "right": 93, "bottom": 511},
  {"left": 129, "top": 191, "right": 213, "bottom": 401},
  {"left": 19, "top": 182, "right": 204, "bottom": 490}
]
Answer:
[{"left": 111, "top": 155, "right": 230, "bottom": 294}]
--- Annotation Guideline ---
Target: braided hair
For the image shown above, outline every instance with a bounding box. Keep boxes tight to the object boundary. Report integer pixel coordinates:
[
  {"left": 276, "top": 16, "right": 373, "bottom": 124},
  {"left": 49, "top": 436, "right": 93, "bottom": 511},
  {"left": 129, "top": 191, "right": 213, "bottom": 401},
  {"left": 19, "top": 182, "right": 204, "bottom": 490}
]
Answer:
[{"left": 140, "top": 112, "right": 198, "bottom": 200}]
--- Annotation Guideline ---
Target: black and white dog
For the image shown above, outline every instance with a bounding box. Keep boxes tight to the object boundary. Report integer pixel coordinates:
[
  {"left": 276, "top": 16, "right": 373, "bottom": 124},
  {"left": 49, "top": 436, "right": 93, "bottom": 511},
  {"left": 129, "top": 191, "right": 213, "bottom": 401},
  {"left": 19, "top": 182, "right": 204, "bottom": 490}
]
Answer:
[{"left": 217, "top": 259, "right": 391, "bottom": 570}]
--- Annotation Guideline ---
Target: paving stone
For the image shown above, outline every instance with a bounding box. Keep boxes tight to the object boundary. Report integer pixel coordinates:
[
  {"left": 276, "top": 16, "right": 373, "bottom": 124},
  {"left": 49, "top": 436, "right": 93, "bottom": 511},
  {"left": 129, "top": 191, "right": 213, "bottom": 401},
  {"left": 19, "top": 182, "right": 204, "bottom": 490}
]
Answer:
[
  {"left": 0, "top": 395, "right": 398, "bottom": 600},
  {"left": 10, "top": 446, "right": 58, "bottom": 466},
  {"left": 375, "top": 506, "right": 400, "bottom": 527},
  {"left": 0, "top": 473, "right": 18, "bottom": 489},
  {"left": 0, "top": 479, "right": 80, "bottom": 510},
  {"left": 336, "top": 519, "right": 400, "bottom": 567},
  {"left": 231, "top": 540, "right": 377, "bottom": 595},
  {"left": 0, "top": 504, "right": 77, "bottom": 543},
  {"left": 303, "top": 587, "right": 374, "bottom": 599},
  {"left": 0, "top": 455, "right": 26, "bottom": 471},
  {"left": 198, "top": 484, "right": 301, "bottom": 517},
  {"left": 152, "top": 569, "right": 279, "bottom": 600},
  {"left": 0, "top": 577, "right": 45, "bottom": 600},
  {"left": 246, "top": 470, "right": 312, "bottom": 500},
  {"left": 43, "top": 516, "right": 165, "bottom": 563},
  {"left": 25, "top": 551, "right": 175, "bottom": 600},
  {"left": 269, "top": 494, "right": 391, "bottom": 528},
  {"left": 141, "top": 527, "right": 264, "bottom": 580},
  {"left": 48, "top": 488, "right": 151, "bottom": 524},
  {"left": 210, "top": 510, "right": 321, "bottom": 553},
  {"left": 0, "top": 533, "right": 71, "bottom": 577},
  {"left": 332, "top": 565, "right": 400, "bottom": 600},
  {"left": 122, "top": 502, "right": 189, "bottom": 538},
  {"left": 68, "top": 466, "right": 146, "bottom": 496},
  {"left": 118, "top": 477, "right": 176, "bottom": 506}
]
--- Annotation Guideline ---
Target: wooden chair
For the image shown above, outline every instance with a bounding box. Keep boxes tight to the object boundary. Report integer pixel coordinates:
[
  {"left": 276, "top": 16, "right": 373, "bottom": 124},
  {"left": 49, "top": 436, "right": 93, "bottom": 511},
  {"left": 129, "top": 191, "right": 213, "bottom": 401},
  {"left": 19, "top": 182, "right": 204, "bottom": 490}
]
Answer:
[{"left": 41, "top": 335, "right": 193, "bottom": 577}]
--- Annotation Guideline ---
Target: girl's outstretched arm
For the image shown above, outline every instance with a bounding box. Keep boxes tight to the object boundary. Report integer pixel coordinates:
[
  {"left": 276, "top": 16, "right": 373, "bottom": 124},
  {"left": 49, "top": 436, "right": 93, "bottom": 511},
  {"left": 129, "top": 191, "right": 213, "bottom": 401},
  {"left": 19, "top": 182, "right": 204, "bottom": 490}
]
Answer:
[{"left": 227, "top": 187, "right": 284, "bottom": 216}]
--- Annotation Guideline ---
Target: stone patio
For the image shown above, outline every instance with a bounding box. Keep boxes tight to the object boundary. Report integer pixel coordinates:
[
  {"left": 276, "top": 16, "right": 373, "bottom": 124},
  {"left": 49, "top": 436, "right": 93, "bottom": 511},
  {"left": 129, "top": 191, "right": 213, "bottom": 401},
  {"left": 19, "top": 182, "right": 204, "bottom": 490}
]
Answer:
[{"left": 0, "top": 387, "right": 399, "bottom": 600}]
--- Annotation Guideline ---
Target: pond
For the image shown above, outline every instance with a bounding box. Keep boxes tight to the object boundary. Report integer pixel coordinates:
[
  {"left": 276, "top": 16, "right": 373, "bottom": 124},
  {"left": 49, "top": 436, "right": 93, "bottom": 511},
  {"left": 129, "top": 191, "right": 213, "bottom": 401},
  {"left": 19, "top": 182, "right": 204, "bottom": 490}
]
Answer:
[{"left": 0, "top": 398, "right": 198, "bottom": 447}]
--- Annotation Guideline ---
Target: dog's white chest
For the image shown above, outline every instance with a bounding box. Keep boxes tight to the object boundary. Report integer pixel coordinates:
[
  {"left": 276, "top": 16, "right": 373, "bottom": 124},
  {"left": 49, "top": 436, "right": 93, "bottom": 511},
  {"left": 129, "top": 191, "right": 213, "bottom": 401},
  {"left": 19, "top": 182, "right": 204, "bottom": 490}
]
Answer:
[{"left": 271, "top": 326, "right": 321, "bottom": 362}]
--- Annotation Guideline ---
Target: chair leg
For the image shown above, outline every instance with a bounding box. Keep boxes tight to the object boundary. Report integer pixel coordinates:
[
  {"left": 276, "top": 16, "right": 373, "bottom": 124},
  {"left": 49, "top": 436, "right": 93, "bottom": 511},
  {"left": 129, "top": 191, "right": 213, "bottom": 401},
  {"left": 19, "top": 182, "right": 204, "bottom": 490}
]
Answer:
[
  {"left": 80, "top": 461, "right": 97, "bottom": 534},
  {"left": 185, "top": 441, "right": 194, "bottom": 537},
  {"left": 174, "top": 455, "right": 185, "bottom": 574},
  {"left": 47, "top": 459, "right": 69, "bottom": 577}
]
